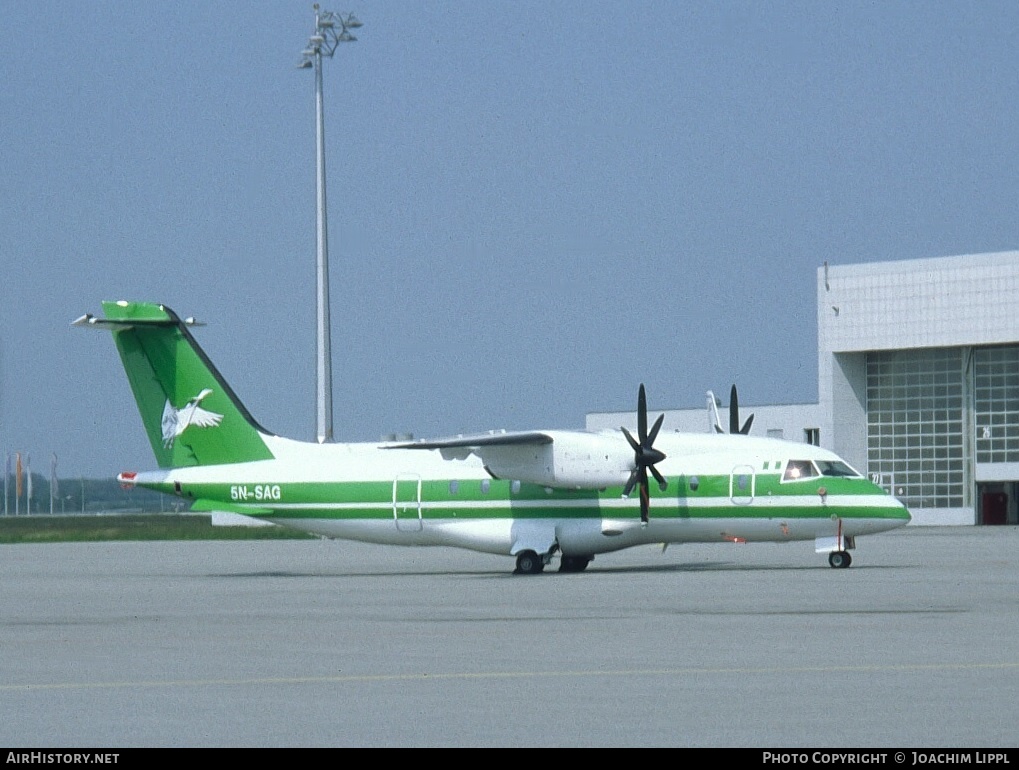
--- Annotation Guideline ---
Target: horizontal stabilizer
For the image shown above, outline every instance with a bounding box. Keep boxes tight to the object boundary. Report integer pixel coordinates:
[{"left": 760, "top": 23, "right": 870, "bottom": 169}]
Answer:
[{"left": 73, "top": 306, "right": 204, "bottom": 330}]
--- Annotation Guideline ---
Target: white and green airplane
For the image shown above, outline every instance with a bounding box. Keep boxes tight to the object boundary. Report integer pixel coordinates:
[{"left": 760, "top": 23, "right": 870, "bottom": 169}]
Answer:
[{"left": 76, "top": 300, "right": 911, "bottom": 574}]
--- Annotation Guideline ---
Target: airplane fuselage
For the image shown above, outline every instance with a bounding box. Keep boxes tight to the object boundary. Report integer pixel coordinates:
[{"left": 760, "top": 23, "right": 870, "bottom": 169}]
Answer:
[
  {"left": 126, "top": 430, "right": 908, "bottom": 561},
  {"left": 82, "top": 300, "right": 909, "bottom": 574}
]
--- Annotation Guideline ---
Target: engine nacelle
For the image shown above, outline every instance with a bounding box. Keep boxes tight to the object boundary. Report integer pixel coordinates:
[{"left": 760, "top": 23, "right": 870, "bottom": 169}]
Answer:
[{"left": 478, "top": 431, "right": 633, "bottom": 489}]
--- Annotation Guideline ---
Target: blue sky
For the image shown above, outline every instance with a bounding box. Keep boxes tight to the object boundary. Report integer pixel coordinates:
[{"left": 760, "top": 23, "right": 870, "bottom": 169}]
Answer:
[{"left": 2, "top": 1, "right": 1018, "bottom": 481}]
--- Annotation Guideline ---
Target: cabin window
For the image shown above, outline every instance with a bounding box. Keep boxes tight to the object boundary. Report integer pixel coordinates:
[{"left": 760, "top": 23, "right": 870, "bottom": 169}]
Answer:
[
  {"left": 480, "top": 479, "right": 491, "bottom": 494},
  {"left": 782, "top": 460, "right": 818, "bottom": 482},
  {"left": 688, "top": 476, "right": 699, "bottom": 491},
  {"left": 511, "top": 480, "right": 521, "bottom": 494},
  {"left": 448, "top": 480, "right": 459, "bottom": 495}
]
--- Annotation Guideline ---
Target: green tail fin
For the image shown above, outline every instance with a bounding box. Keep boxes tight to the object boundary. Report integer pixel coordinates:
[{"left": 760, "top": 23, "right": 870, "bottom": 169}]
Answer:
[{"left": 77, "top": 301, "right": 275, "bottom": 469}]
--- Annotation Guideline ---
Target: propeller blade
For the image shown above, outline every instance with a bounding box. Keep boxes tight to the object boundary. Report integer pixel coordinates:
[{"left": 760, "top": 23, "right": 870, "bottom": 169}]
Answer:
[
  {"left": 620, "top": 426, "right": 640, "bottom": 453},
  {"left": 639, "top": 468, "right": 650, "bottom": 524},
  {"left": 727, "top": 384, "right": 755, "bottom": 435},
  {"left": 622, "top": 469, "right": 639, "bottom": 498},
  {"left": 637, "top": 383, "right": 648, "bottom": 442},
  {"left": 647, "top": 412, "right": 665, "bottom": 446},
  {"left": 729, "top": 384, "right": 740, "bottom": 435},
  {"left": 649, "top": 463, "right": 668, "bottom": 491}
]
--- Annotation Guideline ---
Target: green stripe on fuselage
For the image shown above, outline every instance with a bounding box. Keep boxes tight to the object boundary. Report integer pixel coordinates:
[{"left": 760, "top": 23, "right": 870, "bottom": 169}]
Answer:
[{"left": 139, "top": 472, "right": 905, "bottom": 522}]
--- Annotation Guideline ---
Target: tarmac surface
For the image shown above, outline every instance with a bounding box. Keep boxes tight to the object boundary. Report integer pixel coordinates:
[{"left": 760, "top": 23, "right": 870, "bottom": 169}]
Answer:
[{"left": 1, "top": 525, "right": 1017, "bottom": 748}]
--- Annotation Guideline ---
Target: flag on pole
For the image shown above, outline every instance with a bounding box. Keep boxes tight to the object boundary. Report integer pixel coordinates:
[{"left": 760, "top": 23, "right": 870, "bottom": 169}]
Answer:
[
  {"left": 15, "top": 452, "right": 22, "bottom": 499},
  {"left": 26, "top": 454, "right": 32, "bottom": 510}
]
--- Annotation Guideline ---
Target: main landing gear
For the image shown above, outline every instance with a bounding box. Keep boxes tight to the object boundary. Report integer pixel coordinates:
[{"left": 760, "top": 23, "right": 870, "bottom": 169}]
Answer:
[
  {"left": 513, "top": 550, "right": 594, "bottom": 575},
  {"left": 828, "top": 551, "right": 852, "bottom": 569},
  {"left": 559, "top": 555, "right": 592, "bottom": 573}
]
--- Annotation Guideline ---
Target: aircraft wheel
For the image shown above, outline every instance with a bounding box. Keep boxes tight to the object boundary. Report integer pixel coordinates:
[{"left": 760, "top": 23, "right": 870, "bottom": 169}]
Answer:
[
  {"left": 514, "top": 550, "right": 544, "bottom": 575},
  {"left": 559, "top": 555, "right": 592, "bottom": 573},
  {"left": 828, "top": 551, "right": 852, "bottom": 569}
]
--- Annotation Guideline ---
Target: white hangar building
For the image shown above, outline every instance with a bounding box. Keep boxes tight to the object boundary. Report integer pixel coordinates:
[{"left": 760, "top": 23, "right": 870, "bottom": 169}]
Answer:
[{"left": 587, "top": 251, "right": 1019, "bottom": 526}]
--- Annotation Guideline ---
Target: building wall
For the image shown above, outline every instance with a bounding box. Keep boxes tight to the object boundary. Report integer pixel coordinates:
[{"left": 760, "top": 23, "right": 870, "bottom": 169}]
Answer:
[
  {"left": 830, "top": 352, "right": 868, "bottom": 476},
  {"left": 586, "top": 251, "right": 1019, "bottom": 527},
  {"left": 818, "top": 252, "right": 1019, "bottom": 526},
  {"left": 817, "top": 251, "right": 1019, "bottom": 353}
]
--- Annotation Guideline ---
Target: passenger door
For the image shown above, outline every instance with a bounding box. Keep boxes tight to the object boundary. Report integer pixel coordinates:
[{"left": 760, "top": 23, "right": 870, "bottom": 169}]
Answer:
[{"left": 392, "top": 474, "right": 423, "bottom": 531}]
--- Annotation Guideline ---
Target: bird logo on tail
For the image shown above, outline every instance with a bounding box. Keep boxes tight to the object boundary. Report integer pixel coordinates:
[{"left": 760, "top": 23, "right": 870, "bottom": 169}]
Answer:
[{"left": 161, "top": 389, "right": 224, "bottom": 448}]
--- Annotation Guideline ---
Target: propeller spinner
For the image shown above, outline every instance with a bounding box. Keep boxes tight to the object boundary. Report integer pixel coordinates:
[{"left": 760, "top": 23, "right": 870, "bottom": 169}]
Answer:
[
  {"left": 715, "top": 383, "right": 755, "bottom": 435},
  {"left": 620, "top": 384, "right": 668, "bottom": 525}
]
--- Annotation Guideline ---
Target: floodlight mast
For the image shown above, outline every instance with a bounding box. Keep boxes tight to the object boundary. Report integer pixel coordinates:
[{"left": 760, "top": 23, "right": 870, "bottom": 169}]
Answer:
[{"left": 298, "top": 5, "right": 362, "bottom": 443}]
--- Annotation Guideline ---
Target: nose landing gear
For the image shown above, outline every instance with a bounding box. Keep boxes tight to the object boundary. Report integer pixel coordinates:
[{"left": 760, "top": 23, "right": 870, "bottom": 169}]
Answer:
[
  {"left": 514, "top": 550, "right": 544, "bottom": 575},
  {"left": 828, "top": 551, "right": 852, "bottom": 569}
]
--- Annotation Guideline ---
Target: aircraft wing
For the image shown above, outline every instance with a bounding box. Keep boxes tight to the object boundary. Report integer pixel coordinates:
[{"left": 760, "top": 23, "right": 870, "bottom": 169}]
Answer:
[
  {"left": 386, "top": 431, "right": 553, "bottom": 450},
  {"left": 386, "top": 429, "right": 631, "bottom": 490}
]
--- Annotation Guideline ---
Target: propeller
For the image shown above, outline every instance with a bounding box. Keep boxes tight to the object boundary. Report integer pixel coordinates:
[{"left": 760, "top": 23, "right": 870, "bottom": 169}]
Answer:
[
  {"left": 620, "top": 383, "right": 668, "bottom": 525},
  {"left": 715, "top": 383, "right": 755, "bottom": 435}
]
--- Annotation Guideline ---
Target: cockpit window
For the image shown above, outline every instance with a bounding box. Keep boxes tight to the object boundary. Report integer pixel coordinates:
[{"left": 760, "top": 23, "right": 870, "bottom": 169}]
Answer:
[
  {"left": 783, "top": 459, "right": 862, "bottom": 481},
  {"left": 782, "top": 460, "right": 818, "bottom": 481},
  {"left": 815, "top": 460, "right": 861, "bottom": 478}
]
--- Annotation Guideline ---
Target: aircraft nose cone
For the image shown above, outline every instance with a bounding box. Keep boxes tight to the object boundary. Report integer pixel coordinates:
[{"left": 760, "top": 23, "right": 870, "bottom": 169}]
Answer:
[{"left": 895, "top": 498, "right": 912, "bottom": 525}]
